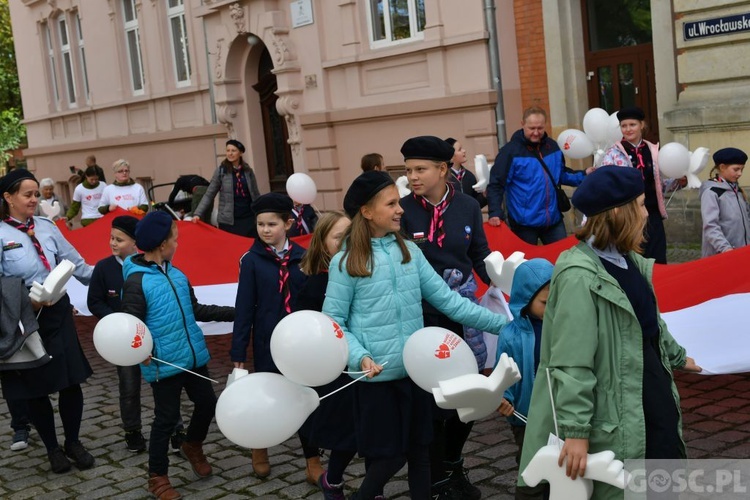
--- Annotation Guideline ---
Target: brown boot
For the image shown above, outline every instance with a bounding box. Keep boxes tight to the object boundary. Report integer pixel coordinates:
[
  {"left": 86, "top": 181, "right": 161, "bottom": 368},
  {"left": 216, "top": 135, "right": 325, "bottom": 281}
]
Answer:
[
  {"left": 148, "top": 473, "right": 182, "bottom": 500},
  {"left": 251, "top": 448, "right": 271, "bottom": 478},
  {"left": 180, "top": 441, "right": 212, "bottom": 478},
  {"left": 305, "top": 455, "right": 324, "bottom": 485}
]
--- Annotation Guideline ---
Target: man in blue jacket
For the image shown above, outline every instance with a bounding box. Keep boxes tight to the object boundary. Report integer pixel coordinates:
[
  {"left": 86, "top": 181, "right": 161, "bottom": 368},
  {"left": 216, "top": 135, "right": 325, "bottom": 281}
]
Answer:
[{"left": 487, "top": 106, "right": 593, "bottom": 244}]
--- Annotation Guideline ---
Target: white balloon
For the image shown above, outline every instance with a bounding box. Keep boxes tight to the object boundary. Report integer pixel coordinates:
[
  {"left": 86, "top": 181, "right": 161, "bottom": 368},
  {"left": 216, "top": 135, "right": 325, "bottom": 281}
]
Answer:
[
  {"left": 556, "top": 129, "right": 594, "bottom": 160},
  {"left": 403, "top": 327, "right": 478, "bottom": 393},
  {"left": 270, "top": 310, "right": 349, "bottom": 387},
  {"left": 216, "top": 372, "right": 320, "bottom": 449},
  {"left": 606, "top": 112, "right": 622, "bottom": 146},
  {"left": 93, "top": 313, "right": 153, "bottom": 366},
  {"left": 582, "top": 108, "right": 611, "bottom": 145},
  {"left": 286, "top": 173, "right": 317, "bottom": 205},
  {"left": 658, "top": 142, "right": 691, "bottom": 179}
]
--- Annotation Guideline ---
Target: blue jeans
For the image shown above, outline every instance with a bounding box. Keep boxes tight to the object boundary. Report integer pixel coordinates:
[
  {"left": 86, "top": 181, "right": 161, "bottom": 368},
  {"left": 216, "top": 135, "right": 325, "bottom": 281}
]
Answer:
[{"left": 509, "top": 218, "right": 568, "bottom": 245}]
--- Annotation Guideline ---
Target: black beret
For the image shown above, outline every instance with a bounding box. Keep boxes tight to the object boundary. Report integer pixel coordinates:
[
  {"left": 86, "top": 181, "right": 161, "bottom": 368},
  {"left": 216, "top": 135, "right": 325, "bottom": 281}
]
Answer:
[
  {"left": 135, "top": 211, "right": 174, "bottom": 252},
  {"left": 226, "top": 139, "right": 246, "bottom": 153},
  {"left": 343, "top": 171, "right": 394, "bottom": 219},
  {"left": 713, "top": 147, "right": 747, "bottom": 166},
  {"left": 572, "top": 166, "right": 644, "bottom": 217},
  {"left": 112, "top": 215, "right": 139, "bottom": 240},
  {"left": 616, "top": 107, "right": 645, "bottom": 122},
  {"left": 0, "top": 169, "right": 37, "bottom": 195},
  {"left": 400, "top": 136, "right": 455, "bottom": 163},
  {"left": 251, "top": 192, "right": 294, "bottom": 215}
]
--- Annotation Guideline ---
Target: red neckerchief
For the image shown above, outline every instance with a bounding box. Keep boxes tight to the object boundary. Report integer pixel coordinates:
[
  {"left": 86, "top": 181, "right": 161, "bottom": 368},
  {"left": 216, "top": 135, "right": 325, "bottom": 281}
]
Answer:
[
  {"left": 264, "top": 244, "right": 291, "bottom": 313},
  {"left": 293, "top": 204, "right": 308, "bottom": 234},
  {"left": 414, "top": 184, "right": 455, "bottom": 248},
  {"left": 624, "top": 141, "right": 647, "bottom": 178},
  {"left": 3, "top": 217, "right": 51, "bottom": 271},
  {"left": 453, "top": 168, "right": 465, "bottom": 182},
  {"left": 234, "top": 167, "right": 247, "bottom": 198}
]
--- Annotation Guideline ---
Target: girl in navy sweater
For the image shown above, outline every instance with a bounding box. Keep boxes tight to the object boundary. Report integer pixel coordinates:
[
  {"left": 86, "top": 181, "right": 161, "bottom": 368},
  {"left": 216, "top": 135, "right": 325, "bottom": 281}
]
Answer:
[
  {"left": 399, "top": 136, "right": 492, "bottom": 499},
  {"left": 231, "top": 192, "right": 307, "bottom": 478}
]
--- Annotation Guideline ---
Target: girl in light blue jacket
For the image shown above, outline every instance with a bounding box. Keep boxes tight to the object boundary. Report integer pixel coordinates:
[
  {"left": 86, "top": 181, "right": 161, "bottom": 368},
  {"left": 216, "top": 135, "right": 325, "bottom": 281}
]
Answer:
[{"left": 323, "top": 171, "right": 508, "bottom": 500}]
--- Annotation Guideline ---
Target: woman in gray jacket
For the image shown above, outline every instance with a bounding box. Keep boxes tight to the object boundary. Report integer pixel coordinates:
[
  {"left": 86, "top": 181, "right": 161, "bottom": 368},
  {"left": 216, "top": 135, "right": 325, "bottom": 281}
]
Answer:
[{"left": 192, "top": 139, "right": 261, "bottom": 237}]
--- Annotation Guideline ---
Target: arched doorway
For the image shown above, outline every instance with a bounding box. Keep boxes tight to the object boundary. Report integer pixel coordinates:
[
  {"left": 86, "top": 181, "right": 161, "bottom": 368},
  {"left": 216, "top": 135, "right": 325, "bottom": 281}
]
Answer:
[
  {"left": 582, "top": 0, "right": 659, "bottom": 143},
  {"left": 252, "top": 48, "right": 294, "bottom": 193}
]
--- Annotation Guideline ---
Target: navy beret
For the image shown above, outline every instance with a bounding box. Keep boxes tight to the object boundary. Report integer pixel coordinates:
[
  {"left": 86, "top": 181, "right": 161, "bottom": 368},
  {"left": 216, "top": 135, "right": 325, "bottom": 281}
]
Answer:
[
  {"left": 251, "top": 192, "right": 294, "bottom": 215},
  {"left": 135, "top": 211, "right": 174, "bottom": 252},
  {"left": 713, "top": 147, "right": 747, "bottom": 166},
  {"left": 343, "top": 171, "right": 394, "bottom": 219},
  {"left": 112, "top": 215, "right": 139, "bottom": 240},
  {"left": 0, "top": 169, "right": 37, "bottom": 195},
  {"left": 616, "top": 107, "right": 645, "bottom": 122},
  {"left": 226, "top": 139, "right": 245, "bottom": 153},
  {"left": 400, "top": 136, "right": 455, "bottom": 163},
  {"left": 572, "top": 166, "right": 644, "bottom": 216}
]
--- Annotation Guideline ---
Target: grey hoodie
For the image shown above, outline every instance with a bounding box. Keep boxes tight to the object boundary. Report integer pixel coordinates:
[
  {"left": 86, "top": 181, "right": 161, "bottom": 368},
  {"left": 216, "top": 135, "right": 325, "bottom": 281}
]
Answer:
[{"left": 700, "top": 177, "right": 750, "bottom": 257}]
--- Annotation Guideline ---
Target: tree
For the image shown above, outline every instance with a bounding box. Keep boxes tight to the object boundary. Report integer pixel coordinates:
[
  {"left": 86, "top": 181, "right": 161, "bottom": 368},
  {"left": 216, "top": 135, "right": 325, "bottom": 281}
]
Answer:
[{"left": 0, "top": 0, "right": 25, "bottom": 162}]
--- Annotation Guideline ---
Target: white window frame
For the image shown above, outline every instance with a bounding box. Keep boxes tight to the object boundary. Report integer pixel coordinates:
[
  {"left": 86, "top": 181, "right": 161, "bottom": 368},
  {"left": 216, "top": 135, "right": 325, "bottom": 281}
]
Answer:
[
  {"left": 166, "top": 0, "right": 191, "bottom": 87},
  {"left": 366, "top": 0, "right": 426, "bottom": 49},
  {"left": 123, "top": 0, "right": 145, "bottom": 95},
  {"left": 75, "top": 13, "right": 90, "bottom": 102},
  {"left": 58, "top": 16, "right": 77, "bottom": 107},
  {"left": 44, "top": 23, "right": 60, "bottom": 109}
]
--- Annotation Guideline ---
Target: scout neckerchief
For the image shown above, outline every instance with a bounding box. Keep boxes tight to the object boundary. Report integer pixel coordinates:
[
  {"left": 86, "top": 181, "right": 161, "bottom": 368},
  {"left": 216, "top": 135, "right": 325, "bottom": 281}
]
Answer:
[
  {"left": 265, "top": 242, "right": 292, "bottom": 313},
  {"left": 233, "top": 167, "right": 248, "bottom": 198},
  {"left": 415, "top": 183, "right": 454, "bottom": 248},
  {"left": 623, "top": 140, "right": 647, "bottom": 178},
  {"left": 452, "top": 167, "right": 465, "bottom": 182},
  {"left": 292, "top": 204, "right": 310, "bottom": 235},
  {"left": 3, "top": 217, "right": 51, "bottom": 271}
]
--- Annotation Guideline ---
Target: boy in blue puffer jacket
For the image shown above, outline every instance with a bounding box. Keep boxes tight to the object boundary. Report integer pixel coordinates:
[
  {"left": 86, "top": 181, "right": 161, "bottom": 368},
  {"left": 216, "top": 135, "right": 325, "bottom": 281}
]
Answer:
[
  {"left": 121, "top": 211, "right": 234, "bottom": 499},
  {"left": 496, "top": 258, "right": 553, "bottom": 500}
]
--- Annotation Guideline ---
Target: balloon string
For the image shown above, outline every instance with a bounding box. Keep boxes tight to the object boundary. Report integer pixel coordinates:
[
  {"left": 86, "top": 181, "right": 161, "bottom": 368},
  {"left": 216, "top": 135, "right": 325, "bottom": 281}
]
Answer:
[
  {"left": 342, "top": 360, "right": 389, "bottom": 375},
  {"left": 150, "top": 357, "right": 220, "bottom": 384},
  {"left": 513, "top": 410, "right": 528, "bottom": 424},
  {"left": 546, "top": 367, "right": 561, "bottom": 450},
  {"left": 320, "top": 361, "right": 389, "bottom": 401},
  {"left": 664, "top": 188, "right": 678, "bottom": 209}
]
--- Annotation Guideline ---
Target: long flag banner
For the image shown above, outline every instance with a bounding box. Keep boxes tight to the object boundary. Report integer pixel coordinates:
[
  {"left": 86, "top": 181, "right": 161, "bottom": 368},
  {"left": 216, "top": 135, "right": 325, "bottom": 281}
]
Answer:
[{"left": 59, "top": 211, "right": 750, "bottom": 374}]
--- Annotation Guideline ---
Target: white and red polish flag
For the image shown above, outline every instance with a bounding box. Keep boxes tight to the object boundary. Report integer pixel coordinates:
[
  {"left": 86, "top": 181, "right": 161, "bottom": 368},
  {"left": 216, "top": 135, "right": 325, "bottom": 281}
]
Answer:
[
  {"left": 60, "top": 214, "right": 749, "bottom": 374},
  {"left": 58, "top": 210, "right": 310, "bottom": 336},
  {"left": 481, "top": 223, "right": 750, "bottom": 375}
]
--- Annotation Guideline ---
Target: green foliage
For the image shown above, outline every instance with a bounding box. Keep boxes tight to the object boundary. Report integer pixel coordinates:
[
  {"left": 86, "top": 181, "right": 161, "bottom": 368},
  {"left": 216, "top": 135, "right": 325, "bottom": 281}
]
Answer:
[
  {"left": 0, "top": 0, "right": 20, "bottom": 111},
  {"left": 0, "top": 109, "right": 22, "bottom": 162},
  {"left": 0, "top": 0, "right": 25, "bottom": 161}
]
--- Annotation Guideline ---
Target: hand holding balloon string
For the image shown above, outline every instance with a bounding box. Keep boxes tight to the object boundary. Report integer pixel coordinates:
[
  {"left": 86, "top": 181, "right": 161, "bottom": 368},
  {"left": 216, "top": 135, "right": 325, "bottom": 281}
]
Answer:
[{"left": 319, "top": 359, "right": 389, "bottom": 401}]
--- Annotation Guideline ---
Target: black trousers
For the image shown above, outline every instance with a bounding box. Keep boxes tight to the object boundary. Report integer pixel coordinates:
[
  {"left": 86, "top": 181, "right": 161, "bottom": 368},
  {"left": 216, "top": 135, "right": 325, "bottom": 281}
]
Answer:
[{"left": 148, "top": 365, "right": 216, "bottom": 476}]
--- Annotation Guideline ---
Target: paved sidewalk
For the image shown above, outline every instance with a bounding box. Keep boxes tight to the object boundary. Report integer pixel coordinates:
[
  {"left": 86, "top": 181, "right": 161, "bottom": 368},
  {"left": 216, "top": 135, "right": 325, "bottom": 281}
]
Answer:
[{"left": 0, "top": 247, "right": 745, "bottom": 499}]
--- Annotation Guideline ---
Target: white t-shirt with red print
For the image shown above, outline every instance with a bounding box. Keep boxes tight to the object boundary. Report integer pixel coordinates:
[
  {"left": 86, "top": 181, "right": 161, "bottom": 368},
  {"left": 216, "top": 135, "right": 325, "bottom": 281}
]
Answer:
[
  {"left": 99, "top": 182, "right": 148, "bottom": 211},
  {"left": 73, "top": 182, "right": 106, "bottom": 219}
]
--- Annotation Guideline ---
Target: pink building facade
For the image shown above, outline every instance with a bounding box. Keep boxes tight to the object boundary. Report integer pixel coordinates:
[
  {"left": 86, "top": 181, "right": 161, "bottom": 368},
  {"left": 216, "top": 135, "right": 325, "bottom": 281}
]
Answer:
[{"left": 10, "top": 0, "right": 523, "bottom": 210}]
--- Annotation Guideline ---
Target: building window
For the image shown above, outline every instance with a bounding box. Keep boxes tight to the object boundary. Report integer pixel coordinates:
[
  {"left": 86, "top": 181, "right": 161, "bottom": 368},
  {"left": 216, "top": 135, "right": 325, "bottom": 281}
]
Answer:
[
  {"left": 75, "top": 14, "right": 90, "bottom": 101},
  {"left": 58, "top": 17, "right": 77, "bottom": 106},
  {"left": 368, "top": 0, "right": 426, "bottom": 47},
  {"left": 44, "top": 24, "right": 60, "bottom": 108},
  {"left": 167, "top": 0, "right": 191, "bottom": 86},
  {"left": 123, "top": 0, "right": 145, "bottom": 95}
]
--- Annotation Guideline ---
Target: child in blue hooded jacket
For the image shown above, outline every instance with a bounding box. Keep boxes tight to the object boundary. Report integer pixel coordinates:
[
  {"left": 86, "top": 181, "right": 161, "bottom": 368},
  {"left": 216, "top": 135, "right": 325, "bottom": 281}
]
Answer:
[{"left": 496, "top": 258, "right": 553, "bottom": 500}]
